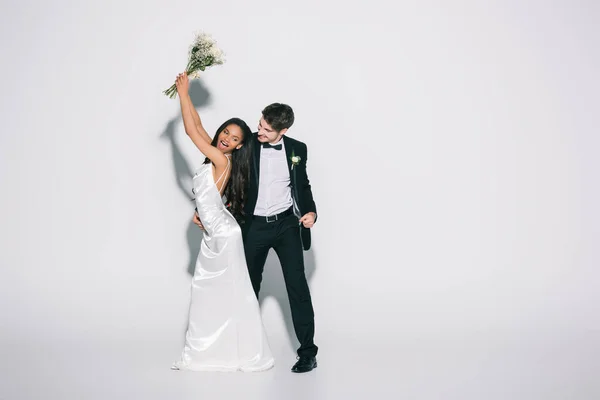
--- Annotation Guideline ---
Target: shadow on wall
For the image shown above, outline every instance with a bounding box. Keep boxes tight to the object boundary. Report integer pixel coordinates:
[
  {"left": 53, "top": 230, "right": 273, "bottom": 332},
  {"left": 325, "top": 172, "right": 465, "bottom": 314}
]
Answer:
[{"left": 160, "top": 79, "right": 211, "bottom": 276}]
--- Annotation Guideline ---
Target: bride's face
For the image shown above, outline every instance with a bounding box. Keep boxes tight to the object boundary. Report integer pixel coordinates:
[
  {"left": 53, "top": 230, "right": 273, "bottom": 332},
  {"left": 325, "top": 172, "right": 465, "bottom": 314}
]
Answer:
[
  {"left": 257, "top": 118, "right": 286, "bottom": 144},
  {"left": 216, "top": 124, "right": 243, "bottom": 153}
]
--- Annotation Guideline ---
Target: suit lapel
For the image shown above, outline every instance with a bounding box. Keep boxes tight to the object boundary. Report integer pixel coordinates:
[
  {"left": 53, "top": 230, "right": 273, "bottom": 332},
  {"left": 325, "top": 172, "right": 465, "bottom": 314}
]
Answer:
[
  {"left": 283, "top": 136, "right": 294, "bottom": 178},
  {"left": 284, "top": 136, "right": 301, "bottom": 217},
  {"left": 253, "top": 135, "right": 261, "bottom": 187}
]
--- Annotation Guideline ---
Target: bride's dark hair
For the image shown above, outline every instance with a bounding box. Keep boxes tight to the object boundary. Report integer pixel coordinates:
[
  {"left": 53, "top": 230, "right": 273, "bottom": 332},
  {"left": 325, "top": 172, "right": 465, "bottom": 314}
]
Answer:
[{"left": 203, "top": 118, "right": 253, "bottom": 221}]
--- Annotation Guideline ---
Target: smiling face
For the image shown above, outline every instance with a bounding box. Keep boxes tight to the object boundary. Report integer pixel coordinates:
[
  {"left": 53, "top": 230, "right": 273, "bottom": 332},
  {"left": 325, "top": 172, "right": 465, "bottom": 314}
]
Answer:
[
  {"left": 216, "top": 123, "right": 244, "bottom": 153},
  {"left": 257, "top": 117, "right": 287, "bottom": 144}
]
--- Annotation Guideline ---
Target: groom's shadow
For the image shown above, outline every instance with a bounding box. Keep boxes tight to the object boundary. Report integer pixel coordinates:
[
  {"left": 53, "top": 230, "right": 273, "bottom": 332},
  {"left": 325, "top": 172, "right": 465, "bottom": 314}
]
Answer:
[
  {"left": 160, "top": 80, "right": 212, "bottom": 276},
  {"left": 259, "top": 246, "right": 317, "bottom": 354}
]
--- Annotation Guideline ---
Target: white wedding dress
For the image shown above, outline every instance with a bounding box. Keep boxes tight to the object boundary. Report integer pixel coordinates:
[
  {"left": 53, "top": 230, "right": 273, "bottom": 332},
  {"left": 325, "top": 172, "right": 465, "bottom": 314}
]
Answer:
[{"left": 172, "top": 158, "right": 274, "bottom": 372}]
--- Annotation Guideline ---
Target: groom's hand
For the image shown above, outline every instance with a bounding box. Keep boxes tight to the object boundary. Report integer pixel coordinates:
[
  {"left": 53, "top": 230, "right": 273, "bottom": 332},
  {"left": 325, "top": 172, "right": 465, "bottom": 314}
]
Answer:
[
  {"left": 193, "top": 211, "right": 205, "bottom": 231},
  {"left": 299, "top": 212, "right": 316, "bottom": 229}
]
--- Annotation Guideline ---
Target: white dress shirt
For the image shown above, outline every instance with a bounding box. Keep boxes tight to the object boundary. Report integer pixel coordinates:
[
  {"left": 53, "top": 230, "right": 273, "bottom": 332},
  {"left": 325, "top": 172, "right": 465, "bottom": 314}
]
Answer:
[{"left": 254, "top": 139, "right": 293, "bottom": 216}]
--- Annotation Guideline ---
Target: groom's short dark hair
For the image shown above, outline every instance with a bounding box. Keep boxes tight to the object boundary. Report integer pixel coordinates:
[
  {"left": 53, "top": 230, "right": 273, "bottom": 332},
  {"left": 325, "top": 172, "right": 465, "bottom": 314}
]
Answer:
[{"left": 262, "top": 103, "right": 295, "bottom": 132}]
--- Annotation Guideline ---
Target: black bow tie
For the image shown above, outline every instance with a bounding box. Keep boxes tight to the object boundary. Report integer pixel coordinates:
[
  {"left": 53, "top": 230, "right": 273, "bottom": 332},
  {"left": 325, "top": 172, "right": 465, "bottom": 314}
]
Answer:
[{"left": 262, "top": 143, "right": 282, "bottom": 150}]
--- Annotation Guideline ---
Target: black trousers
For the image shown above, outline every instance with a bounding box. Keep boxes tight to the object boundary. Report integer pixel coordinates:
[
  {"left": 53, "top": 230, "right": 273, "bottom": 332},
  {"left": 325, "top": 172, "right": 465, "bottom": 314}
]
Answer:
[{"left": 242, "top": 213, "right": 318, "bottom": 358}]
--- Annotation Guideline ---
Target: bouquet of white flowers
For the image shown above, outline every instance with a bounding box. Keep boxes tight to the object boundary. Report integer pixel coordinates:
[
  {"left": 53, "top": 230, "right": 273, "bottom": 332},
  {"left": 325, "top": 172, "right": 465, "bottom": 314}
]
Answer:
[{"left": 163, "top": 32, "right": 225, "bottom": 98}]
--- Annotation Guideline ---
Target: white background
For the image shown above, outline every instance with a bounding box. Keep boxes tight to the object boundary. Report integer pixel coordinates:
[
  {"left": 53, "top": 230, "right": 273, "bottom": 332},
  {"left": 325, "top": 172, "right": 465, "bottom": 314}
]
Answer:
[{"left": 1, "top": 0, "right": 599, "bottom": 399}]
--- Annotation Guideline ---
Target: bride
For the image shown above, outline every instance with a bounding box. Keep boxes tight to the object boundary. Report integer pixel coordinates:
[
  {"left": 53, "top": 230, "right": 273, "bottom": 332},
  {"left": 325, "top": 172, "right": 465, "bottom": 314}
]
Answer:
[{"left": 171, "top": 72, "right": 274, "bottom": 372}]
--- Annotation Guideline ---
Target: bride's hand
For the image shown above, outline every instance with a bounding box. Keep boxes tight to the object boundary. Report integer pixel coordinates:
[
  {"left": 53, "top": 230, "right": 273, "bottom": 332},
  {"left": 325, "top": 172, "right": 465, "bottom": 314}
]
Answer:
[
  {"left": 175, "top": 72, "right": 189, "bottom": 94},
  {"left": 193, "top": 211, "right": 205, "bottom": 231}
]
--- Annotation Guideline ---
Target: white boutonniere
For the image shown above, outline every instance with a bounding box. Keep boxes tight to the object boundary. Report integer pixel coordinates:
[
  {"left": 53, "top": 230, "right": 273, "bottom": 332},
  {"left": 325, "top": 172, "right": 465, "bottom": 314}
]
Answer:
[{"left": 290, "top": 151, "right": 301, "bottom": 170}]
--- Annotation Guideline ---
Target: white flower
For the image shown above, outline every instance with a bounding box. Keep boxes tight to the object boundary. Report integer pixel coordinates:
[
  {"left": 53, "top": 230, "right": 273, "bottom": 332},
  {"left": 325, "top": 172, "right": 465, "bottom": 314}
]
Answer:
[
  {"left": 188, "top": 31, "right": 226, "bottom": 67},
  {"left": 290, "top": 154, "right": 301, "bottom": 170},
  {"left": 163, "top": 31, "right": 226, "bottom": 98}
]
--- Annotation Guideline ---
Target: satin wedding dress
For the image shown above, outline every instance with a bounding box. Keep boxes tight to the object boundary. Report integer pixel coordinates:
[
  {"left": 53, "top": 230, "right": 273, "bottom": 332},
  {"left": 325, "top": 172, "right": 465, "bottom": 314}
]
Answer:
[{"left": 172, "top": 158, "right": 274, "bottom": 372}]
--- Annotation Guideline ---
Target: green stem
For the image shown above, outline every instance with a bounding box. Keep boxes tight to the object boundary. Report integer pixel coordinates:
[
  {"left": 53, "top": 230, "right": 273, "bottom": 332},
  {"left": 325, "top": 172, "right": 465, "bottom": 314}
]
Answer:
[
  {"left": 163, "top": 58, "right": 205, "bottom": 98},
  {"left": 163, "top": 83, "right": 177, "bottom": 98}
]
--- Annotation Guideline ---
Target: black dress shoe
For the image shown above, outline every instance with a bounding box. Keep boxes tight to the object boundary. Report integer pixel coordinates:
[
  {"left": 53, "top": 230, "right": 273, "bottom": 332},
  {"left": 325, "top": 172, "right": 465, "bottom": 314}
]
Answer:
[{"left": 291, "top": 356, "right": 317, "bottom": 373}]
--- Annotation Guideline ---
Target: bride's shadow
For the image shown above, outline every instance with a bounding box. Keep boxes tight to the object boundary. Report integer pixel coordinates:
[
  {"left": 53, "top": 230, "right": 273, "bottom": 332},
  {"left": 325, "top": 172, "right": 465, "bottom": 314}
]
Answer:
[
  {"left": 160, "top": 80, "right": 211, "bottom": 276},
  {"left": 161, "top": 81, "right": 318, "bottom": 354}
]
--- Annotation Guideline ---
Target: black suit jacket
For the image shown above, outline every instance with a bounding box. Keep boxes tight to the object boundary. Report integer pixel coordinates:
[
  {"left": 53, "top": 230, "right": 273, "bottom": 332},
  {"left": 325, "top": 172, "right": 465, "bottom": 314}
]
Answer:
[{"left": 244, "top": 134, "right": 317, "bottom": 250}]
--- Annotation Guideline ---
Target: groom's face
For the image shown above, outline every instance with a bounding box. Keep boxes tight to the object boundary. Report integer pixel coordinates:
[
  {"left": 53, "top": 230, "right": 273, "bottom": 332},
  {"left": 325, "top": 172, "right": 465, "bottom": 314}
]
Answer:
[{"left": 257, "top": 118, "right": 287, "bottom": 144}]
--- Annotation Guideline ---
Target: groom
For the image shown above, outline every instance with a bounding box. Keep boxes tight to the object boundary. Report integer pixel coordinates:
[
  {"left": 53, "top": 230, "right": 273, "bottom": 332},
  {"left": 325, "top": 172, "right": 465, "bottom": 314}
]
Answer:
[{"left": 194, "top": 103, "right": 319, "bottom": 373}]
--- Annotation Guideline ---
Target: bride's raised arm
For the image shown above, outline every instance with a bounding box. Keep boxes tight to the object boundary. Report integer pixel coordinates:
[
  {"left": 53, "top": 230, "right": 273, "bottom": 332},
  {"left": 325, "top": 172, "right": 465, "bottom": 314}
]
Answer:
[
  {"left": 183, "top": 86, "right": 212, "bottom": 144},
  {"left": 175, "top": 73, "right": 228, "bottom": 170}
]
